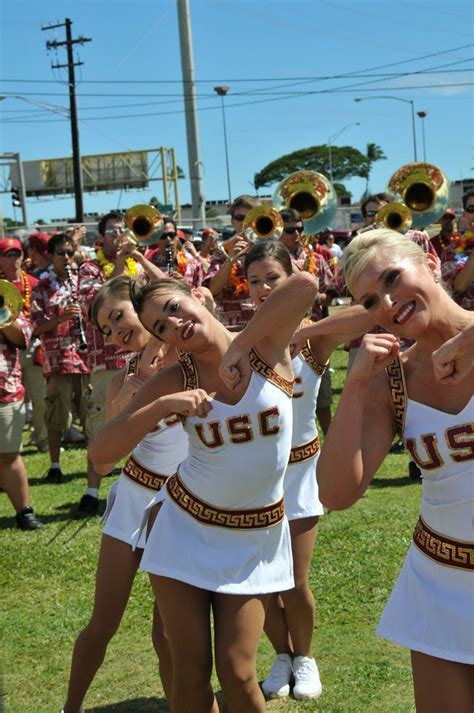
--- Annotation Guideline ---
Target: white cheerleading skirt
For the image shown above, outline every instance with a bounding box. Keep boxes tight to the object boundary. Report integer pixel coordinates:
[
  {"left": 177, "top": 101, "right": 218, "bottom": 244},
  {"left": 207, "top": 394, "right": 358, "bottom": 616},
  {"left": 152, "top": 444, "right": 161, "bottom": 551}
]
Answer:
[
  {"left": 285, "top": 453, "right": 324, "bottom": 520},
  {"left": 102, "top": 473, "right": 158, "bottom": 549},
  {"left": 139, "top": 487, "right": 294, "bottom": 595},
  {"left": 376, "top": 543, "right": 474, "bottom": 664}
]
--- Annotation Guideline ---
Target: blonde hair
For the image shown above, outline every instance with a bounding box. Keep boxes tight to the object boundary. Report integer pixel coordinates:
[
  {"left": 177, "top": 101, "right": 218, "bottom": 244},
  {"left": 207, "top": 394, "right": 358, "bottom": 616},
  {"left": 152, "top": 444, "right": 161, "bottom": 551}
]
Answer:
[{"left": 342, "top": 229, "right": 426, "bottom": 295}]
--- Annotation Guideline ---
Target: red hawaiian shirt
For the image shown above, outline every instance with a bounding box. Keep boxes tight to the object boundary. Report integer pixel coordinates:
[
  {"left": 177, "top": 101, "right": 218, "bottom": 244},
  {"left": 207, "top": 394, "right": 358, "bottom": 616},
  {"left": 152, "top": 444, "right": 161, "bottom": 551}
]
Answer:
[
  {"left": 0, "top": 312, "right": 32, "bottom": 403},
  {"left": 288, "top": 246, "right": 338, "bottom": 322},
  {"left": 203, "top": 251, "right": 255, "bottom": 329},
  {"left": 31, "top": 269, "right": 89, "bottom": 377}
]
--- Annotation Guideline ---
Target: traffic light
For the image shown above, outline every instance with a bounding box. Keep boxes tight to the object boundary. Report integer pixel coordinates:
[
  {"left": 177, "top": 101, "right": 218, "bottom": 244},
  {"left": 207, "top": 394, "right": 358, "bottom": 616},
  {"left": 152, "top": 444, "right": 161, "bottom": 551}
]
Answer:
[{"left": 11, "top": 187, "right": 21, "bottom": 208}]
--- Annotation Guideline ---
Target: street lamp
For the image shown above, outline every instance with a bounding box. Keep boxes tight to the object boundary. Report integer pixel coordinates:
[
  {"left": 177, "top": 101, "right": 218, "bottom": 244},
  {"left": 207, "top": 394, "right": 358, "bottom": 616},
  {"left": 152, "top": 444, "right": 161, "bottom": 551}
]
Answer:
[
  {"left": 327, "top": 122, "right": 360, "bottom": 182},
  {"left": 0, "top": 93, "right": 69, "bottom": 117},
  {"left": 214, "top": 86, "right": 232, "bottom": 206},
  {"left": 354, "top": 96, "right": 417, "bottom": 162},
  {"left": 417, "top": 111, "right": 428, "bottom": 162}
]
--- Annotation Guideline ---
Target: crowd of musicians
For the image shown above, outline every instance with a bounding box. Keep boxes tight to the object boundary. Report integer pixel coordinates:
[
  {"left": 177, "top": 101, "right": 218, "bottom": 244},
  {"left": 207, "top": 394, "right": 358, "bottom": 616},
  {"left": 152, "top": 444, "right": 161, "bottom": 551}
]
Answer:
[{"left": 1, "top": 166, "right": 473, "bottom": 712}]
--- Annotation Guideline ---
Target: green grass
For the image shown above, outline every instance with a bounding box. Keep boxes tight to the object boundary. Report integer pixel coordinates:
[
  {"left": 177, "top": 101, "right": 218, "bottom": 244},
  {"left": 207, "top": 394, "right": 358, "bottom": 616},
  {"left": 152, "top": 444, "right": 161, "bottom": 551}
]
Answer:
[{"left": 0, "top": 347, "right": 420, "bottom": 712}]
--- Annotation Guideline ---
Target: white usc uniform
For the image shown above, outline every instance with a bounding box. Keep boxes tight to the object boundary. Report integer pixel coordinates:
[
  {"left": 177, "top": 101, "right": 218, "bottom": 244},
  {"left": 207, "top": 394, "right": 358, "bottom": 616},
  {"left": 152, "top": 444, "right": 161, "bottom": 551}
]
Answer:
[
  {"left": 286, "top": 341, "right": 325, "bottom": 520},
  {"left": 140, "top": 348, "right": 294, "bottom": 594},
  {"left": 102, "top": 415, "right": 188, "bottom": 548},
  {"left": 376, "top": 358, "right": 474, "bottom": 664}
]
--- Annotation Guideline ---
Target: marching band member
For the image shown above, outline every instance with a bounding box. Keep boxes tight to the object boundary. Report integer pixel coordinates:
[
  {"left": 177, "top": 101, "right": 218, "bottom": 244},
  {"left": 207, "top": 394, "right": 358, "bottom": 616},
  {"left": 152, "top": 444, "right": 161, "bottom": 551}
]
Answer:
[
  {"left": 89, "top": 272, "right": 318, "bottom": 713},
  {"left": 62, "top": 276, "right": 188, "bottom": 713},
  {"left": 317, "top": 230, "right": 474, "bottom": 713}
]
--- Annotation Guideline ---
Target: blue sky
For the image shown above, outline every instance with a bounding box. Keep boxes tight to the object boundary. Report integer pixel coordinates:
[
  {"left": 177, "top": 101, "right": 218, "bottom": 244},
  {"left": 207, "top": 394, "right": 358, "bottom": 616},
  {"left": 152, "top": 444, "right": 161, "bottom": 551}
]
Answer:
[{"left": 1, "top": 0, "right": 473, "bottom": 225}]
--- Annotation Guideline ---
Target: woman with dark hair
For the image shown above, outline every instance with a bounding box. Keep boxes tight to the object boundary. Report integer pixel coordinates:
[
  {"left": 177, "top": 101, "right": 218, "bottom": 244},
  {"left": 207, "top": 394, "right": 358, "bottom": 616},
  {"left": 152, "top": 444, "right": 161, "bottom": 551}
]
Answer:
[
  {"left": 62, "top": 276, "right": 188, "bottom": 713},
  {"left": 318, "top": 229, "right": 474, "bottom": 713},
  {"left": 89, "top": 271, "right": 318, "bottom": 713},
  {"left": 242, "top": 240, "right": 372, "bottom": 701}
]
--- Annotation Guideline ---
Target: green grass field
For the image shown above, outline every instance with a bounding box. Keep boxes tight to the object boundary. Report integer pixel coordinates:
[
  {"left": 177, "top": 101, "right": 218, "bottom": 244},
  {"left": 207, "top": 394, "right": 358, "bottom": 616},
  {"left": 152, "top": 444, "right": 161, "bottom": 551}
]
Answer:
[{"left": 0, "top": 347, "right": 420, "bottom": 712}]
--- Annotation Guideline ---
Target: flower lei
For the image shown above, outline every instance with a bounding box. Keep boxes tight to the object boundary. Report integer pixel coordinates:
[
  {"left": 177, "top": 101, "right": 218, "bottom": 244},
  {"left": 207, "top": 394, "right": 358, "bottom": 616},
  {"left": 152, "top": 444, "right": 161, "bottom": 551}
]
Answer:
[
  {"left": 20, "top": 270, "right": 31, "bottom": 315},
  {"left": 38, "top": 266, "right": 69, "bottom": 297},
  {"left": 96, "top": 248, "right": 138, "bottom": 279},
  {"left": 227, "top": 261, "right": 248, "bottom": 296},
  {"left": 303, "top": 246, "right": 317, "bottom": 275},
  {"left": 176, "top": 250, "right": 188, "bottom": 276}
]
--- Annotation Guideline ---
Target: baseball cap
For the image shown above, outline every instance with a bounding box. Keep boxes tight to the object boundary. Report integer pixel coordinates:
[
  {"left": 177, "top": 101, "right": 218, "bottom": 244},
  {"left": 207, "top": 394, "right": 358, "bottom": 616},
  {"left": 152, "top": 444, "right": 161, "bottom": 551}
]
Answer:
[
  {"left": 441, "top": 208, "right": 456, "bottom": 219},
  {"left": 0, "top": 237, "right": 22, "bottom": 254},
  {"left": 28, "top": 232, "right": 50, "bottom": 255}
]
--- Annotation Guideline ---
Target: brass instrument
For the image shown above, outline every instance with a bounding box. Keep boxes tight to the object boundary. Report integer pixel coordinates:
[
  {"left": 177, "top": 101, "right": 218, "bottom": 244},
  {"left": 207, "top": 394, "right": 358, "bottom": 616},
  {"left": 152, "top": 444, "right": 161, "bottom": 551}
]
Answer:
[
  {"left": 0, "top": 280, "right": 23, "bottom": 328},
  {"left": 242, "top": 205, "right": 284, "bottom": 242},
  {"left": 273, "top": 170, "right": 338, "bottom": 234},
  {"left": 124, "top": 204, "right": 164, "bottom": 246},
  {"left": 387, "top": 162, "right": 450, "bottom": 229},
  {"left": 375, "top": 202, "right": 413, "bottom": 233}
]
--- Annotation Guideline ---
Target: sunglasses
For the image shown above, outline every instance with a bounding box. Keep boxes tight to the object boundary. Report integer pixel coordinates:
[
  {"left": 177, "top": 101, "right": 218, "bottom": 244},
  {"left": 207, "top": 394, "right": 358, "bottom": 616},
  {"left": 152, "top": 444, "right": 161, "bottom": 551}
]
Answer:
[
  {"left": 365, "top": 210, "right": 378, "bottom": 217},
  {"left": 284, "top": 226, "right": 304, "bottom": 235},
  {"left": 2, "top": 250, "right": 22, "bottom": 258},
  {"left": 465, "top": 205, "right": 474, "bottom": 213},
  {"left": 105, "top": 226, "right": 125, "bottom": 235},
  {"left": 159, "top": 232, "right": 177, "bottom": 239},
  {"left": 55, "top": 249, "right": 75, "bottom": 257},
  {"left": 232, "top": 213, "right": 247, "bottom": 222}
]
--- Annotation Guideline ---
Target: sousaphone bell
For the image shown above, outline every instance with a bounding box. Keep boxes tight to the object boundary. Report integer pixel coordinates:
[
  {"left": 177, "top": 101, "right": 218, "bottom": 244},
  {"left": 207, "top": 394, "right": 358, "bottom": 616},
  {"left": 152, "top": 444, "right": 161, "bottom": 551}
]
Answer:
[
  {"left": 387, "top": 162, "right": 450, "bottom": 229},
  {"left": 273, "top": 170, "right": 338, "bottom": 234}
]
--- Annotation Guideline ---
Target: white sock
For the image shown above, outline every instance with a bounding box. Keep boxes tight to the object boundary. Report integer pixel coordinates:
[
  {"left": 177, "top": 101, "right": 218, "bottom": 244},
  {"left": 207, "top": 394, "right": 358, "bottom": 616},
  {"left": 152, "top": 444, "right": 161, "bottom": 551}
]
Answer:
[
  {"left": 51, "top": 462, "right": 60, "bottom": 469},
  {"left": 86, "top": 488, "right": 99, "bottom": 499}
]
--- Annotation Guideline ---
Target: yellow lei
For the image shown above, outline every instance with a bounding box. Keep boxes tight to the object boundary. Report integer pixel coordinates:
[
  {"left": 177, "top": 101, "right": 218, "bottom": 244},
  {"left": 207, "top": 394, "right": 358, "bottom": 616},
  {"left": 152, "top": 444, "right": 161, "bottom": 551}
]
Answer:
[{"left": 96, "top": 248, "right": 138, "bottom": 279}]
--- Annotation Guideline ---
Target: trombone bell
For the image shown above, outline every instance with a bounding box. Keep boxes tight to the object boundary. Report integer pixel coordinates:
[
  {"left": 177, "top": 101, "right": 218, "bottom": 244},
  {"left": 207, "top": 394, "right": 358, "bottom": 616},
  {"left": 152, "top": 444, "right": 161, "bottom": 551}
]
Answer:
[
  {"left": 376, "top": 202, "right": 413, "bottom": 233},
  {"left": 273, "top": 170, "right": 337, "bottom": 234},
  {"left": 387, "top": 162, "right": 450, "bottom": 229},
  {"left": 124, "top": 204, "right": 164, "bottom": 246},
  {"left": 0, "top": 280, "right": 23, "bottom": 328},
  {"left": 242, "top": 205, "right": 284, "bottom": 242}
]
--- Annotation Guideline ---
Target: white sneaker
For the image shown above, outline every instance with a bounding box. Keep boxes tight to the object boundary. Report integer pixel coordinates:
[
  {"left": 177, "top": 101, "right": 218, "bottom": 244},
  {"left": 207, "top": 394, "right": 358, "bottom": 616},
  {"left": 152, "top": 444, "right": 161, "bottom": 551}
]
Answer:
[
  {"left": 261, "top": 653, "right": 293, "bottom": 699},
  {"left": 292, "top": 655, "right": 322, "bottom": 700}
]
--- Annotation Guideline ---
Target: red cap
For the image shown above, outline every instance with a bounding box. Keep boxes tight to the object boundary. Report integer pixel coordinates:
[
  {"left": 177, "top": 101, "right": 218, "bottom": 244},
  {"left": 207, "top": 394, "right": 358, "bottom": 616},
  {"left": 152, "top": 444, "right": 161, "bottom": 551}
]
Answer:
[
  {"left": 201, "top": 228, "right": 216, "bottom": 239},
  {"left": 28, "top": 232, "right": 50, "bottom": 255},
  {"left": 0, "top": 237, "right": 22, "bottom": 254},
  {"left": 442, "top": 208, "right": 456, "bottom": 218}
]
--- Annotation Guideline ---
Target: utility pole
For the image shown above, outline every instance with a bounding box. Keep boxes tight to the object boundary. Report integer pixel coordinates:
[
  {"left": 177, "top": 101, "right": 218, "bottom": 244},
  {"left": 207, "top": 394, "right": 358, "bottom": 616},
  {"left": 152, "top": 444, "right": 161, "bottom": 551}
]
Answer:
[
  {"left": 42, "top": 19, "right": 91, "bottom": 222},
  {"left": 176, "top": 0, "right": 206, "bottom": 228}
]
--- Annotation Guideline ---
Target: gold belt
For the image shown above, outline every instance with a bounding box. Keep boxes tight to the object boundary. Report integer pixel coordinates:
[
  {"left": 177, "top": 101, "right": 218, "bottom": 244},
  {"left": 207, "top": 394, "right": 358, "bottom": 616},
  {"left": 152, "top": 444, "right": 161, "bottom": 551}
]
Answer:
[
  {"left": 166, "top": 472, "right": 285, "bottom": 530},
  {"left": 412, "top": 516, "right": 474, "bottom": 571},
  {"left": 123, "top": 455, "right": 169, "bottom": 492},
  {"left": 289, "top": 435, "right": 320, "bottom": 465}
]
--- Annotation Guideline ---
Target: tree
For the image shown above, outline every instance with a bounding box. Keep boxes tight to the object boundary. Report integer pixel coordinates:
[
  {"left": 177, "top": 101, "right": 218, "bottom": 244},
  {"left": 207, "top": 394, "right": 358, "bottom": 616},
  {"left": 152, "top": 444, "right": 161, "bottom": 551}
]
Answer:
[
  {"left": 254, "top": 144, "right": 385, "bottom": 190},
  {"left": 364, "top": 143, "right": 386, "bottom": 193}
]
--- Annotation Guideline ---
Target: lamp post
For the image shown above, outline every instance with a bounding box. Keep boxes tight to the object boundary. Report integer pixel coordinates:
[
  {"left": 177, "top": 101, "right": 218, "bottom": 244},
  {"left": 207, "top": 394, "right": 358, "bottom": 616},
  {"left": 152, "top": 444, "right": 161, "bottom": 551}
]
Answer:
[
  {"left": 354, "top": 96, "right": 417, "bottom": 162},
  {"left": 327, "top": 122, "right": 360, "bottom": 182},
  {"left": 214, "top": 86, "right": 232, "bottom": 206},
  {"left": 417, "top": 111, "right": 428, "bottom": 162}
]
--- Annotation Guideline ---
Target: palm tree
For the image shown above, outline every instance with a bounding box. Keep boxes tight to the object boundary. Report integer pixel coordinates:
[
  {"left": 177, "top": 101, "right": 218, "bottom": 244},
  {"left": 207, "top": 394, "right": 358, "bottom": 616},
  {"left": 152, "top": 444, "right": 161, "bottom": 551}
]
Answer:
[{"left": 364, "top": 143, "right": 386, "bottom": 193}]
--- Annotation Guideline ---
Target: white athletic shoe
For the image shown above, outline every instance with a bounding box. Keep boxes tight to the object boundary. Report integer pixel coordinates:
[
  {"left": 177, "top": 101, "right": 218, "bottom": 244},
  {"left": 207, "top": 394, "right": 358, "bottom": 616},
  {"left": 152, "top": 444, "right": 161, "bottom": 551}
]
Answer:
[
  {"left": 292, "top": 655, "right": 322, "bottom": 700},
  {"left": 261, "top": 653, "right": 293, "bottom": 699}
]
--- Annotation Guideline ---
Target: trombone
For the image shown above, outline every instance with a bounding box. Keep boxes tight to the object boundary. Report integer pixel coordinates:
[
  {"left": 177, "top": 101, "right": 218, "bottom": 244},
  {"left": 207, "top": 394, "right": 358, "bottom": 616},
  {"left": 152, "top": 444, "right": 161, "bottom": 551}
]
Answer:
[
  {"left": 0, "top": 280, "right": 23, "bottom": 328},
  {"left": 242, "top": 205, "right": 284, "bottom": 242},
  {"left": 375, "top": 202, "right": 413, "bottom": 233},
  {"left": 273, "top": 170, "right": 338, "bottom": 234},
  {"left": 123, "top": 204, "right": 164, "bottom": 247}
]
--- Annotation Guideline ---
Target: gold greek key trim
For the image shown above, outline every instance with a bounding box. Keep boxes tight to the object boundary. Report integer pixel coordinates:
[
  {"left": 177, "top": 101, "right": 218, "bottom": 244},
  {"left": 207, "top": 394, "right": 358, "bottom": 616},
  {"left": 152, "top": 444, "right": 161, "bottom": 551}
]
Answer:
[
  {"left": 300, "top": 341, "right": 328, "bottom": 376},
  {"left": 126, "top": 353, "right": 140, "bottom": 376},
  {"left": 123, "top": 455, "right": 169, "bottom": 492},
  {"left": 289, "top": 435, "right": 320, "bottom": 464},
  {"left": 386, "top": 358, "right": 407, "bottom": 437},
  {"left": 177, "top": 350, "right": 199, "bottom": 391},
  {"left": 412, "top": 516, "right": 474, "bottom": 571},
  {"left": 166, "top": 472, "right": 285, "bottom": 529},
  {"left": 249, "top": 348, "right": 293, "bottom": 397}
]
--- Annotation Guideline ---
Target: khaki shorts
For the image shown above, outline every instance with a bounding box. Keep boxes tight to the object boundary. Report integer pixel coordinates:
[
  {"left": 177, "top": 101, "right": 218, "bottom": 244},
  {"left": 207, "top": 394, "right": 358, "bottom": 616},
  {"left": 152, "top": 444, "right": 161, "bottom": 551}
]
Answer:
[
  {"left": 45, "top": 373, "right": 90, "bottom": 433},
  {"left": 0, "top": 399, "right": 25, "bottom": 453},
  {"left": 316, "top": 367, "right": 333, "bottom": 409},
  {"left": 86, "top": 368, "right": 122, "bottom": 441}
]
